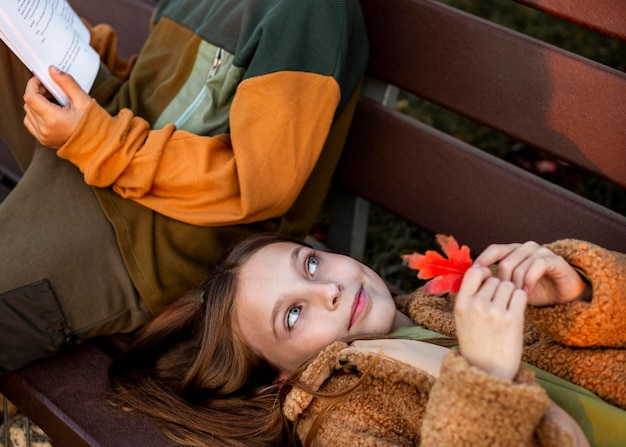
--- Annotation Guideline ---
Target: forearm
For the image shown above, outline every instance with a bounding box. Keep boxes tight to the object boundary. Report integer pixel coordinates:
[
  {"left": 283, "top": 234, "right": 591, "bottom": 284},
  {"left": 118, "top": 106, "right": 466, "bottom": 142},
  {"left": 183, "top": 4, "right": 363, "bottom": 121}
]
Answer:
[{"left": 57, "top": 72, "right": 339, "bottom": 226}]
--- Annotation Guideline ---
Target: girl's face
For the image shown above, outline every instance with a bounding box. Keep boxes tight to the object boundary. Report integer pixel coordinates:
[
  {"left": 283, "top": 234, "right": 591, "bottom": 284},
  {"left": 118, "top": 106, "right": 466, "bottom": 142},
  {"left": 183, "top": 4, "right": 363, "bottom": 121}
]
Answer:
[{"left": 234, "top": 242, "right": 398, "bottom": 378}]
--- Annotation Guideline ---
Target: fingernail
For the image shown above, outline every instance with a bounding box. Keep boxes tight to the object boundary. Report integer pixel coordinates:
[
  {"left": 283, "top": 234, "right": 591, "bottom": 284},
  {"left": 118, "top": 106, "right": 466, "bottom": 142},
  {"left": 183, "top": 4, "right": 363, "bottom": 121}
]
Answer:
[{"left": 50, "top": 66, "right": 62, "bottom": 74}]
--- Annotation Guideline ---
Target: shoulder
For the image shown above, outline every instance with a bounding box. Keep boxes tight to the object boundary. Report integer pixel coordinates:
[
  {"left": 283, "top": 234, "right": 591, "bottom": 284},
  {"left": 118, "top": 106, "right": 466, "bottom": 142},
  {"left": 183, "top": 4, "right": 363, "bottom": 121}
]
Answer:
[
  {"left": 283, "top": 339, "right": 435, "bottom": 446},
  {"left": 284, "top": 339, "right": 436, "bottom": 421}
]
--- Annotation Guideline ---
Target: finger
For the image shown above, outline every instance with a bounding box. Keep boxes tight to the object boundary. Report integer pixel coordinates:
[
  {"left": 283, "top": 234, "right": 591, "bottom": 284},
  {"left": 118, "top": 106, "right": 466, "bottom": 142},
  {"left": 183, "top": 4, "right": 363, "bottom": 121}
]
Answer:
[
  {"left": 473, "top": 243, "right": 521, "bottom": 267},
  {"left": 510, "top": 245, "right": 563, "bottom": 292},
  {"left": 48, "top": 66, "right": 90, "bottom": 108},
  {"left": 455, "top": 269, "right": 493, "bottom": 319},
  {"left": 24, "top": 83, "right": 63, "bottom": 118},
  {"left": 24, "top": 76, "right": 52, "bottom": 102},
  {"left": 23, "top": 111, "right": 36, "bottom": 137},
  {"left": 23, "top": 77, "right": 40, "bottom": 103},
  {"left": 474, "top": 277, "right": 501, "bottom": 303},
  {"left": 507, "top": 255, "right": 536, "bottom": 291},
  {"left": 489, "top": 281, "right": 517, "bottom": 310},
  {"left": 508, "top": 289, "right": 528, "bottom": 315},
  {"left": 457, "top": 265, "right": 492, "bottom": 298},
  {"left": 512, "top": 256, "right": 547, "bottom": 293},
  {"left": 456, "top": 276, "right": 499, "bottom": 318},
  {"left": 23, "top": 103, "right": 39, "bottom": 133},
  {"left": 494, "top": 241, "right": 542, "bottom": 282}
]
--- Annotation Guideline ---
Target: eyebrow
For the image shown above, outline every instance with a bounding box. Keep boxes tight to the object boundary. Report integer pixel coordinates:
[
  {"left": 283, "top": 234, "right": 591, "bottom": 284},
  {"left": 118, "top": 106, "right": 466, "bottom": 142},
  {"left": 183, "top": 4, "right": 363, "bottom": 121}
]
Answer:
[{"left": 270, "top": 245, "right": 303, "bottom": 338}]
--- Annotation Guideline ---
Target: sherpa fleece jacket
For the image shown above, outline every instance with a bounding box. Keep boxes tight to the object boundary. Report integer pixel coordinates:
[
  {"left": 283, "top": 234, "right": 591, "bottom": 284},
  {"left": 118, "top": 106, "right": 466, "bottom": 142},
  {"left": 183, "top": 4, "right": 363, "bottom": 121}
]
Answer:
[
  {"left": 59, "top": 0, "right": 368, "bottom": 312},
  {"left": 399, "top": 239, "right": 626, "bottom": 410},
  {"left": 283, "top": 239, "right": 625, "bottom": 446}
]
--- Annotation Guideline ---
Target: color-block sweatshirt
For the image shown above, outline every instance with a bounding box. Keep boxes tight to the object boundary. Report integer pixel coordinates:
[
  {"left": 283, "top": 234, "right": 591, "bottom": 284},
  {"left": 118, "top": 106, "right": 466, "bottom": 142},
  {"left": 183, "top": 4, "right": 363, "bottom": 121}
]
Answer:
[{"left": 57, "top": 0, "right": 368, "bottom": 313}]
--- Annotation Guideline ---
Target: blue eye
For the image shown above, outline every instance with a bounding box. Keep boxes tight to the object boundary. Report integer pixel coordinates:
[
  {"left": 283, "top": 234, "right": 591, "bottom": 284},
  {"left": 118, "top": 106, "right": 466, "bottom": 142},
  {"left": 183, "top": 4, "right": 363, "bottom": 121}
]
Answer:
[
  {"left": 307, "top": 256, "right": 320, "bottom": 275},
  {"left": 287, "top": 306, "right": 301, "bottom": 329}
]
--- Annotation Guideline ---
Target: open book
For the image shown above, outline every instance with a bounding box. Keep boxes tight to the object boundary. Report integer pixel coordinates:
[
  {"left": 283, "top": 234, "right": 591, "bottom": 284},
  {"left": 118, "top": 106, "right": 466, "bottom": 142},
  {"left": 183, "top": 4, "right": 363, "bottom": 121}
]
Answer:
[{"left": 0, "top": 0, "right": 100, "bottom": 105}]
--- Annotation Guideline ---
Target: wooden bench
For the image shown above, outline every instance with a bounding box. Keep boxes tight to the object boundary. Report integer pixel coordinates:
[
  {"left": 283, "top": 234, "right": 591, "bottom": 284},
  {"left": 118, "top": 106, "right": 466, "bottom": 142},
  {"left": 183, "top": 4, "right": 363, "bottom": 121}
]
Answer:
[
  {"left": 328, "top": 0, "right": 626, "bottom": 260},
  {"left": 1, "top": 0, "right": 625, "bottom": 445}
]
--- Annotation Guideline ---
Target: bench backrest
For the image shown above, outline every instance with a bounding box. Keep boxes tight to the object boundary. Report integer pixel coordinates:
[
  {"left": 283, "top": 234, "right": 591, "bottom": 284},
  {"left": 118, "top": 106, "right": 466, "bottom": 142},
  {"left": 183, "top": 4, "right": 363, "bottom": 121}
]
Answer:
[{"left": 329, "top": 0, "right": 626, "bottom": 258}]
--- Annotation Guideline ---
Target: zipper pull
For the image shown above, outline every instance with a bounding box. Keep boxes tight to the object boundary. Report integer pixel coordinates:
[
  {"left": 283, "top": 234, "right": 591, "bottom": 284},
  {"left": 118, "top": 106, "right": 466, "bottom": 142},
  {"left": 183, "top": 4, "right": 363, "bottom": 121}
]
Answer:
[{"left": 208, "top": 47, "right": 223, "bottom": 79}]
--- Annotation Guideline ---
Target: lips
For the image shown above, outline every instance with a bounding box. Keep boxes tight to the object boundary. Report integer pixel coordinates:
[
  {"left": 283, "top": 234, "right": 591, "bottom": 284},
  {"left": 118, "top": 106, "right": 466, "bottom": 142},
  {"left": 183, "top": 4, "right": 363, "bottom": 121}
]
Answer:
[{"left": 349, "top": 287, "right": 366, "bottom": 329}]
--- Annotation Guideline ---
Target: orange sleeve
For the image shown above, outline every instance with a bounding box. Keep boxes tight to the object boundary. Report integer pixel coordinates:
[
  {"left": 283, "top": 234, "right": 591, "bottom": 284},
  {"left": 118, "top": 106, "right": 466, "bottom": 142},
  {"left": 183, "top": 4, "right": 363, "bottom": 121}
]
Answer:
[
  {"left": 57, "top": 71, "right": 340, "bottom": 226},
  {"left": 86, "top": 21, "right": 137, "bottom": 80}
]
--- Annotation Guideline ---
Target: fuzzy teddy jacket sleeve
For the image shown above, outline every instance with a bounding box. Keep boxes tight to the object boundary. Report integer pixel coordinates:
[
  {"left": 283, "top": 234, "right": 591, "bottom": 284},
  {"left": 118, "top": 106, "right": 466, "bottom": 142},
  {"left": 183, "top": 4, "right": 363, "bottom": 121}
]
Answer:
[
  {"left": 283, "top": 341, "right": 574, "bottom": 447},
  {"left": 524, "top": 239, "right": 626, "bottom": 409},
  {"left": 527, "top": 239, "right": 626, "bottom": 347},
  {"left": 397, "top": 239, "right": 626, "bottom": 410}
]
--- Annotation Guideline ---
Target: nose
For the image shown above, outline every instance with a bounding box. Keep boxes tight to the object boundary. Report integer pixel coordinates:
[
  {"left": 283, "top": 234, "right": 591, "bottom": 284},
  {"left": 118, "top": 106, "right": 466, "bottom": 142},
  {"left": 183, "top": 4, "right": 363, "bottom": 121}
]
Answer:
[{"left": 312, "top": 281, "right": 343, "bottom": 309}]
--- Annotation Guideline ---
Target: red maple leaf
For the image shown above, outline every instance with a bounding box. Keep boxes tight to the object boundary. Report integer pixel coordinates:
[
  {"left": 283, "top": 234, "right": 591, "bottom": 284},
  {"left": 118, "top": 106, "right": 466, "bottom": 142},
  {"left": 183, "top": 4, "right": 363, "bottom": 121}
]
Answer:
[{"left": 401, "top": 234, "right": 473, "bottom": 295}]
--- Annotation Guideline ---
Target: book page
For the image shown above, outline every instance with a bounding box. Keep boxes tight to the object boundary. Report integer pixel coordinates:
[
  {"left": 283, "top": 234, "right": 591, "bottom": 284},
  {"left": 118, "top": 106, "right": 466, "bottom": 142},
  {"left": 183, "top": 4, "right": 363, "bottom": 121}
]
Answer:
[
  {"left": 49, "top": 0, "right": 90, "bottom": 41},
  {"left": 0, "top": 0, "right": 99, "bottom": 105}
]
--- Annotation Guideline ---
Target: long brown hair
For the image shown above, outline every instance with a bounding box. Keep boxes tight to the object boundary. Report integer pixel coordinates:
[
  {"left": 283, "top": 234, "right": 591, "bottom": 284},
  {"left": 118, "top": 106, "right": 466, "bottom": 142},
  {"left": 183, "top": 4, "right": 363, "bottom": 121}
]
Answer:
[{"left": 109, "top": 233, "right": 310, "bottom": 447}]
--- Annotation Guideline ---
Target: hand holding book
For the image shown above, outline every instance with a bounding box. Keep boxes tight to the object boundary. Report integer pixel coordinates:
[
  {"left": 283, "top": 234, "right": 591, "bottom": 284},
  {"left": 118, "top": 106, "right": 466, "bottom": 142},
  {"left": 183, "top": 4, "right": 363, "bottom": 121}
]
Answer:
[{"left": 23, "top": 66, "right": 93, "bottom": 149}]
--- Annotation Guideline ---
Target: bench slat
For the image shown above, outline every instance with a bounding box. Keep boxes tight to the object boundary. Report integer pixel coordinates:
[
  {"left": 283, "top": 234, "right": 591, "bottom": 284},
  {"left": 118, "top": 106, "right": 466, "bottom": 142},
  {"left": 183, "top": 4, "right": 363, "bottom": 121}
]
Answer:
[
  {"left": 0, "top": 341, "right": 177, "bottom": 447},
  {"left": 514, "top": 0, "right": 626, "bottom": 41},
  {"left": 337, "top": 98, "right": 626, "bottom": 254},
  {"left": 359, "top": 0, "right": 626, "bottom": 188}
]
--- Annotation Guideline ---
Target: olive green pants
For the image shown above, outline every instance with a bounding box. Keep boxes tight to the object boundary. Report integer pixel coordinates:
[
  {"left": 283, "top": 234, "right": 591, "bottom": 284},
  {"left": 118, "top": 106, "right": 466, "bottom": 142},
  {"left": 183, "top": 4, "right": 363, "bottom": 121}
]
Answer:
[{"left": 0, "top": 44, "right": 150, "bottom": 372}]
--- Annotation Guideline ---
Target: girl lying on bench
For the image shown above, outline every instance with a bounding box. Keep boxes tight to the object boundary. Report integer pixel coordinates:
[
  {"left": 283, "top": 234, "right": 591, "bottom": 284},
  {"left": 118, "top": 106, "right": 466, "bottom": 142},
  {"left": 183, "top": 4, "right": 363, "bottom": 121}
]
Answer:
[{"left": 109, "top": 233, "right": 626, "bottom": 447}]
